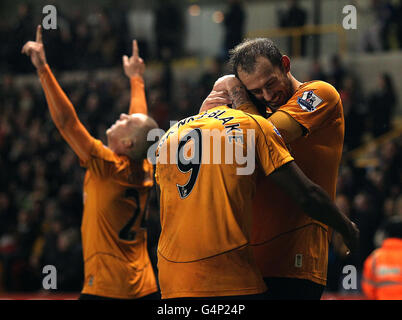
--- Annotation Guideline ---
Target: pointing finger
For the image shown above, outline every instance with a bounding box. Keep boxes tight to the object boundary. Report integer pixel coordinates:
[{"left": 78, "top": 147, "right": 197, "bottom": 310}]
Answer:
[
  {"left": 36, "top": 25, "right": 43, "bottom": 44},
  {"left": 133, "top": 40, "right": 138, "bottom": 58}
]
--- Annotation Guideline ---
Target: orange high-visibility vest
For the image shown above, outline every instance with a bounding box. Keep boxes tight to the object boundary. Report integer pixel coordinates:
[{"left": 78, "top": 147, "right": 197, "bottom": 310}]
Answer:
[{"left": 362, "top": 238, "right": 402, "bottom": 300}]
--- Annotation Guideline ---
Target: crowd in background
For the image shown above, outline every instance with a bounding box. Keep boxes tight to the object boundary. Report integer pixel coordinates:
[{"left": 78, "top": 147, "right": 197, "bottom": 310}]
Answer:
[
  {"left": 3, "top": 0, "right": 402, "bottom": 76},
  {"left": 359, "top": 0, "right": 402, "bottom": 52},
  {"left": 0, "top": 1, "right": 401, "bottom": 295}
]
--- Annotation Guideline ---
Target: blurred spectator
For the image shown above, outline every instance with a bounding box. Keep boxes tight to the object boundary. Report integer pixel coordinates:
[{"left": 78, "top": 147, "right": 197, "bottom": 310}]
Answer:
[
  {"left": 361, "top": 0, "right": 394, "bottom": 52},
  {"left": 3, "top": 2, "right": 135, "bottom": 73},
  {"left": 153, "top": 0, "right": 185, "bottom": 60},
  {"left": 352, "top": 192, "right": 383, "bottom": 270},
  {"left": 198, "top": 57, "right": 225, "bottom": 106},
  {"left": 9, "top": 3, "right": 35, "bottom": 73},
  {"left": 328, "top": 54, "right": 346, "bottom": 91},
  {"left": 362, "top": 216, "right": 402, "bottom": 299},
  {"left": 278, "top": 0, "right": 307, "bottom": 57},
  {"left": 308, "top": 59, "right": 327, "bottom": 82},
  {"left": 396, "top": 0, "right": 402, "bottom": 49},
  {"left": 327, "top": 134, "right": 402, "bottom": 294},
  {"left": 340, "top": 75, "right": 367, "bottom": 150},
  {"left": 222, "top": 0, "right": 246, "bottom": 61},
  {"left": 372, "top": 0, "right": 394, "bottom": 51},
  {"left": 395, "top": 196, "right": 402, "bottom": 218},
  {"left": 367, "top": 73, "right": 397, "bottom": 137}
]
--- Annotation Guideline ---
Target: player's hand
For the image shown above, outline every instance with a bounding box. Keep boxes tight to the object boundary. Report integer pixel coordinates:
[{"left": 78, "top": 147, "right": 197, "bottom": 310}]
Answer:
[
  {"left": 199, "top": 90, "right": 232, "bottom": 113},
  {"left": 123, "top": 40, "right": 145, "bottom": 78},
  {"left": 21, "top": 25, "right": 47, "bottom": 71},
  {"left": 212, "top": 74, "right": 243, "bottom": 92},
  {"left": 343, "top": 221, "right": 360, "bottom": 256}
]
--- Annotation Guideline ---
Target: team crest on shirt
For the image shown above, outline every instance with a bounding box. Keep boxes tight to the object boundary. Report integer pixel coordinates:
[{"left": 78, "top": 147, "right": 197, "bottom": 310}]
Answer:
[{"left": 297, "top": 90, "right": 322, "bottom": 112}]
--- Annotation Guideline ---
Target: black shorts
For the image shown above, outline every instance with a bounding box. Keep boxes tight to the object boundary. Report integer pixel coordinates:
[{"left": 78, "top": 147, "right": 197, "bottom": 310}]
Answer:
[
  {"left": 264, "top": 277, "right": 325, "bottom": 300},
  {"left": 78, "top": 291, "right": 161, "bottom": 300},
  {"left": 166, "top": 291, "right": 269, "bottom": 300}
]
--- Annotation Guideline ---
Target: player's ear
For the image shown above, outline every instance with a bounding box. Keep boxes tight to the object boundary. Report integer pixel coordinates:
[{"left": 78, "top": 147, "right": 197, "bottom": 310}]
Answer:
[
  {"left": 281, "top": 56, "right": 291, "bottom": 73},
  {"left": 122, "top": 139, "right": 133, "bottom": 149}
]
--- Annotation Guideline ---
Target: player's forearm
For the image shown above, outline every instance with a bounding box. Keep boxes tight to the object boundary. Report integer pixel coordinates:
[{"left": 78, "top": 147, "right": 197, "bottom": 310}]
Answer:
[
  {"left": 37, "top": 64, "right": 93, "bottom": 161},
  {"left": 302, "top": 184, "right": 352, "bottom": 239},
  {"left": 38, "top": 64, "right": 81, "bottom": 130},
  {"left": 227, "top": 84, "right": 260, "bottom": 115},
  {"left": 227, "top": 84, "right": 251, "bottom": 109},
  {"left": 129, "top": 75, "right": 147, "bottom": 115}
]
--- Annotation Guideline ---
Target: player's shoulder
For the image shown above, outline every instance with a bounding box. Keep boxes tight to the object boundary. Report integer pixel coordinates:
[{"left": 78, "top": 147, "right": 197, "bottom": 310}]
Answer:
[
  {"left": 243, "top": 112, "right": 268, "bottom": 125},
  {"left": 92, "top": 139, "right": 122, "bottom": 163},
  {"left": 243, "top": 112, "right": 282, "bottom": 137},
  {"left": 83, "top": 139, "right": 136, "bottom": 178},
  {"left": 283, "top": 80, "right": 340, "bottom": 113},
  {"left": 299, "top": 80, "right": 340, "bottom": 101},
  {"left": 92, "top": 139, "right": 137, "bottom": 173}
]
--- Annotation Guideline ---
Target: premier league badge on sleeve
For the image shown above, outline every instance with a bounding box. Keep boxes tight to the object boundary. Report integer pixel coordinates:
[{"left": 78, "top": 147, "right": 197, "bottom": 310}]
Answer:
[
  {"left": 297, "top": 90, "right": 323, "bottom": 112},
  {"left": 272, "top": 124, "right": 282, "bottom": 138}
]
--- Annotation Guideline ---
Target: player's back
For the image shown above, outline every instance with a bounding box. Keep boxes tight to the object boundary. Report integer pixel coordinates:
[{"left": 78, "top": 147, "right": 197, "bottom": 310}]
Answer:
[{"left": 155, "top": 106, "right": 293, "bottom": 298}]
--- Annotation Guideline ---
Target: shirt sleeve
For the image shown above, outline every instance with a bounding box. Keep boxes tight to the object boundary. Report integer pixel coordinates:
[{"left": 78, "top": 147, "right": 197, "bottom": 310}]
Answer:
[
  {"left": 278, "top": 81, "right": 341, "bottom": 135},
  {"left": 129, "top": 75, "right": 148, "bottom": 115},
  {"left": 249, "top": 114, "right": 294, "bottom": 176},
  {"left": 38, "top": 64, "right": 95, "bottom": 163},
  {"left": 81, "top": 139, "right": 153, "bottom": 188}
]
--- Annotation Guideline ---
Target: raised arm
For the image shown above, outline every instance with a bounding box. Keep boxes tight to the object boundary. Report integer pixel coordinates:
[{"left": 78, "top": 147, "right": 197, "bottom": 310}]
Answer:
[
  {"left": 268, "top": 161, "right": 359, "bottom": 254},
  {"left": 22, "top": 25, "right": 94, "bottom": 162},
  {"left": 123, "top": 40, "right": 148, "bottom": 115}
]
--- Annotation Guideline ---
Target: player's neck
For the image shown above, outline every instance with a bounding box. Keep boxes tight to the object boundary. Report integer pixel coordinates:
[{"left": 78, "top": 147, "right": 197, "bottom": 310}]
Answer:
[{"left": 289, "top": 73, "right": 303, "bottom": 95}]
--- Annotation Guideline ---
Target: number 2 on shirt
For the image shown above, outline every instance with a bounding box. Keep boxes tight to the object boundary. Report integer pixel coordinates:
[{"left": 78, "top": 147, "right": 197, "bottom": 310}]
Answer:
[{"left": 119, "top": 188, "right": 150, "bottom": 241}]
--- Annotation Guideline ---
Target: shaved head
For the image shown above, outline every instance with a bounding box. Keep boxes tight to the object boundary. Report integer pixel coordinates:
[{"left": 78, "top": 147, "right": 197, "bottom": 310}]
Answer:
[
  {"left": 107, "top": 113, "right": 159, "bottom": 160},
  {"left": 126, "top": 114, "right": 159, "bottom": 160}
]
